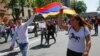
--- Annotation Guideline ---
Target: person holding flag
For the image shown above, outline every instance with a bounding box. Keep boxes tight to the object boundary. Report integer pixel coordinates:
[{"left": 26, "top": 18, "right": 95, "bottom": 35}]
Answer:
[
  {"left": 10, "top": 13, "right": 35, "bottom": 56},
  {"left": 57, "top": 9, "right": 91, "bottom": 56}
]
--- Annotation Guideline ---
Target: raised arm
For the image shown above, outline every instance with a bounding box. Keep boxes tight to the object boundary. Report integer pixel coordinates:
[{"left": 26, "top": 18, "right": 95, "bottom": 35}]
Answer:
[
  {"left": 25, "top": 14, "right": 35, "bottom": 26},
  {"left": 57, "top": 9, "right": 68, "bottom": 31}
]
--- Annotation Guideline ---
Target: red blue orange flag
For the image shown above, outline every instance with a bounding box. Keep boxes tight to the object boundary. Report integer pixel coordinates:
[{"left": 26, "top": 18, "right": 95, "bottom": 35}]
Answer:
[{"left": 34, "top": 2, "right": 77, "bottom": 18}]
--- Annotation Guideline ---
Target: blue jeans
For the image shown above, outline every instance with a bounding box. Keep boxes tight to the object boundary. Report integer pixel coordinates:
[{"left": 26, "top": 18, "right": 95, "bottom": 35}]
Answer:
[{"left": 19, "top": 43, "right": 29, "bottom": 56}]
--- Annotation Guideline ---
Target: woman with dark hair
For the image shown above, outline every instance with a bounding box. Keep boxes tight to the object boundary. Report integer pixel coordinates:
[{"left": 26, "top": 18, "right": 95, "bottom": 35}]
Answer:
[{"left": 57, "top": 9, "right": 91, "bottom": 56}]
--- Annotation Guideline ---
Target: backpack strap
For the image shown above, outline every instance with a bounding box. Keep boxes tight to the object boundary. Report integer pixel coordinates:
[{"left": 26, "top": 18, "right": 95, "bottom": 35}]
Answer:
[{"left": 84, "top": 26, "right": 86, "bottom": 38}]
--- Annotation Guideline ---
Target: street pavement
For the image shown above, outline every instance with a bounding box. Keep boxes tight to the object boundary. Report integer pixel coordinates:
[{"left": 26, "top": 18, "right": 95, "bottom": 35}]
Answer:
[{"left": 0, "top": 26, "right": 100, "bottom": 56}]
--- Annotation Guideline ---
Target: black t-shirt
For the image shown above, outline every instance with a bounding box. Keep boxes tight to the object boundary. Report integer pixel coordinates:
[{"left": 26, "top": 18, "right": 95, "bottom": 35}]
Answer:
[{"left": 47, "top": 24, "right": 55, "bottom": 33}]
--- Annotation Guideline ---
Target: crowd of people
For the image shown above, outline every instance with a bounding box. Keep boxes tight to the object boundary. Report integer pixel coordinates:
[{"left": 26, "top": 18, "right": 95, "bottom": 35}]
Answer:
[
  {"left": 39, "top": 19, "right": 59, "bottom": 46},
  {"left": 0, "top": 10, "right": 100, "bottom": 56},
  {"left": 0, "top": 20, "right": 16, "bottom": 42}
]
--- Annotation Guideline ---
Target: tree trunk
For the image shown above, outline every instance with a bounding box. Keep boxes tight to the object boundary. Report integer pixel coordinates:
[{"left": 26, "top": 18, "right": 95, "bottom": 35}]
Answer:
[
  {"left": 28, "top": 9, "right": 31, "bottom": 18},
  {"left": 22, "top": 6, "right": 24, "bottom": 17}
]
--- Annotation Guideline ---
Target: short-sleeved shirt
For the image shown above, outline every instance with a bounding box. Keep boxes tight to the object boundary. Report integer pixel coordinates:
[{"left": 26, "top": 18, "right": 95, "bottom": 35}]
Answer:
[{"left": 68, "top": 25, "right": 90, "bottom": 53}]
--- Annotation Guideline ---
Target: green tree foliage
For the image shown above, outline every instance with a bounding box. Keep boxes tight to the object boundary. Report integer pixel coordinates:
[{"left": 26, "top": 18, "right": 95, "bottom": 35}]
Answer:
[
  {"left": 71, "top": 1, "right": 87, "bottom": 14},
  {"left": 8, "top": 0, "right": 61, "bottom": 20},
  {"left": 97, "top": 0, "right": 100, "bottom": 11},
  {"left": 26, "top": 0, "right": 35, "bottom": 7},
  {"left": 8, "top": 0, "right": 21, "bottom": 20},
  {"left": 18, "top": 0, "right": 26, "bottom": 16},
  {"left": 35, "top": 0, "right": 48, "bottom": 7},
  {"left": 35, "top": 0, "right": 60, "bottom": 7},
  {"left": 97, "top": 6, "right": 100, "bottom": 11}
]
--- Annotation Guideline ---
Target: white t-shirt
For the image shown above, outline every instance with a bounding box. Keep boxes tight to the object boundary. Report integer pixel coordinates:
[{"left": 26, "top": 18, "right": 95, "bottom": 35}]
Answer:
[
  {"left": 39, "top": 22, "right": 46, "bottom": 29},
  {"left": 68, "top": 26, "right": 90, "bottom": 53},
  {"left": 12, "top": 15, "right": 35, "bottom": 44}
]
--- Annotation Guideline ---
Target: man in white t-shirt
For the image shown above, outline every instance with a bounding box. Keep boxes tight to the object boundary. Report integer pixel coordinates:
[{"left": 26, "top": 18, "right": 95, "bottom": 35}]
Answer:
[{"left": 11, "top": 14, "right": 35, "bottom": 56}]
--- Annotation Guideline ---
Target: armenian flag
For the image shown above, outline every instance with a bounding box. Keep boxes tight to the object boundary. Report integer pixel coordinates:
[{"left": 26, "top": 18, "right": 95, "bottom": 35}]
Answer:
[{"left": 34, "top": 2, "right": 77, "bottom": 18}]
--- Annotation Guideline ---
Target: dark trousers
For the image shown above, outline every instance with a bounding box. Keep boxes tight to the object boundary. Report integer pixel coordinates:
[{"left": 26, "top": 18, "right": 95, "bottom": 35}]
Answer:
[
  {"left": 41, "top": 32, "right": 47, "bottom": 45},
  {"left": 67, "top": 49, "right": 82, "bottom": 56},
  {"left": 94, "top": 25, "right": 98, "bottom": 35},
  {"left": 19, "top": 43, "right": 29, "bottom": 56},
  {"left": 6, "top": 30, "right": 10, "bottom": 42},
  {"left": 47, "top": 32, "right": 56, "bottom": 45}
]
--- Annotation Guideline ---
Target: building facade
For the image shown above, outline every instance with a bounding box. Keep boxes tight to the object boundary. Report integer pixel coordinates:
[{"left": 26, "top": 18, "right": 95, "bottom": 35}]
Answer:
[{"left": 0, "top": 0, "right": 10, "bottom": 24}]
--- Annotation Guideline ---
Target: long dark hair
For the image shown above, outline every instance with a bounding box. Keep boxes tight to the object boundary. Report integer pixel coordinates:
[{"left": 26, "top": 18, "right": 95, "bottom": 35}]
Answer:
[
  {"left": 74, "top": 15, "right": 84, "bottom": 27},
  {"left": 74, "top": 15, "right": 92, "bottom": 30}
]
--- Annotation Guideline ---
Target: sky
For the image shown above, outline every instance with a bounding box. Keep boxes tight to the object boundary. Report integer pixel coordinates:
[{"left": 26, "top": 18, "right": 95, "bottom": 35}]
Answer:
[{"left": 83, "top": 0, "right": 99, "bottom": 12}]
